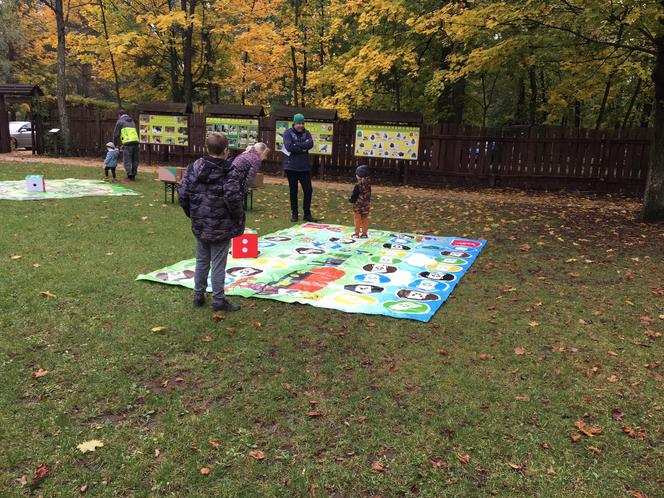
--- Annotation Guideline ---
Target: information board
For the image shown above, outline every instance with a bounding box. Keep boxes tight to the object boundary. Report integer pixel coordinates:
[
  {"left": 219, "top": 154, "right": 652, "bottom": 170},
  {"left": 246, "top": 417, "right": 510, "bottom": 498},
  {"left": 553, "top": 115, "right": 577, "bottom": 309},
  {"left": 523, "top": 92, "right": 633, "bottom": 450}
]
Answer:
[
  {"left": 276, "top": 121, "right": 334, "bottom": 156},
  {"left": 354, "top": 124, "right": 420, "bottom": 160},
  {"left": 205, "top": 117, "right": 259, "bottom": 149},
  {"left": 139, "top": 114, "right": 189, "bottom": 146}
]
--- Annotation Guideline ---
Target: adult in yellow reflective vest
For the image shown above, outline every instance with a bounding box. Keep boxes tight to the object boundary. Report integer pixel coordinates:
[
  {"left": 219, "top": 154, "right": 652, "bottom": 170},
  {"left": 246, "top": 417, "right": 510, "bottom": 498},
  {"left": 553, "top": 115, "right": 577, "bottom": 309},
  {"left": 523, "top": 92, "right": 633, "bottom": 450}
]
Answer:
[{"left": 113, "top": 109, "right": 140, "bottom": 181}]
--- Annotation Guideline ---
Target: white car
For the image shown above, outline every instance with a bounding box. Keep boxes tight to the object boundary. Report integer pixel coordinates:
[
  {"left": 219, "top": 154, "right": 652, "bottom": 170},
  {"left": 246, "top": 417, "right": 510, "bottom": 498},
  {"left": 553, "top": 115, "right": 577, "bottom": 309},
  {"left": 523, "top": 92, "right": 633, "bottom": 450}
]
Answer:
[{"left": 10, "top": 121, "right": 34, "bottom": 149}]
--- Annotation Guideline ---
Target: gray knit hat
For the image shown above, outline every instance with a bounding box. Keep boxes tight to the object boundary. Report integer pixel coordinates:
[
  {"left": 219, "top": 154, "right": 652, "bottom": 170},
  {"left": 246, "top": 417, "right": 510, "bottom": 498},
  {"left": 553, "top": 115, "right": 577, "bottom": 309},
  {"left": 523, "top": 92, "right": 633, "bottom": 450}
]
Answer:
[{"left": 355, "top": 164, "right": 370, "bottom": 177}]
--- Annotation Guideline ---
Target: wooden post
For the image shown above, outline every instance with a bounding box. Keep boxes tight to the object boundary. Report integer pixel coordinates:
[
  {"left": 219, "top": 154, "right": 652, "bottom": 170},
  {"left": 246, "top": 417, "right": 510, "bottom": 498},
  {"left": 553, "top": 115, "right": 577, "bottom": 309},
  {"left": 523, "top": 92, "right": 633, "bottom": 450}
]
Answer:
[
  {"left": 180, "top": 146, "right": 185, "bottom": 167},
  {"left": 0, "top": 95, "right": 10, "bottom": 153}
]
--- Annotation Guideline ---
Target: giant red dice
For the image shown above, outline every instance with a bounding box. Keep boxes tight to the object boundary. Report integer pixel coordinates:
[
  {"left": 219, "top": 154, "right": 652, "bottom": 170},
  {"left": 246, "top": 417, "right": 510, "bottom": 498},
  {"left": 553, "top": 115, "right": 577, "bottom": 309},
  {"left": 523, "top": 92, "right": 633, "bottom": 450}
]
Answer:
[{"left": 232, "top": 232, "right": 258, "bottom": 258}]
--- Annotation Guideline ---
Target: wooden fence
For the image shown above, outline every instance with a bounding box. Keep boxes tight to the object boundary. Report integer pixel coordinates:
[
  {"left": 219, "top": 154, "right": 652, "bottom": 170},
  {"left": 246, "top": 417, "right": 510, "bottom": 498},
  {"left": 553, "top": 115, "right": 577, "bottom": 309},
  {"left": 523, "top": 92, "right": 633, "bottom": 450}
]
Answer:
[{"left": 51, "top": 106, "right": 652, "bottom": 193}]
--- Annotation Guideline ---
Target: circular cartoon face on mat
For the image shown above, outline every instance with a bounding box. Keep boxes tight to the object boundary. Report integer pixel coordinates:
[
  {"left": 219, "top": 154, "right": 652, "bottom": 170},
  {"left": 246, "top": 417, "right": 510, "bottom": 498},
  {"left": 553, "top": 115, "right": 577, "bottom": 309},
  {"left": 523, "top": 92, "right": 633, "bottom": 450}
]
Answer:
[
  {"left": 390, "top": 233, "right": 414, "bottom": 240},
  {"left": 435, "top": 256, "right": 468, "bottom": 266},
  {"left": 383, "top": 243, "right": 411, "bottom": 251},
  {"left": 441, "top": 250, "right": 471, "bottom": 258},
  {"left": 355, "top": 273, "right": 391, "bottom": 285},
  {"left": 408, "top": 278, "right": 450, "bottom": 293},
  {"left": 344, "top": 284, "right": 385, "bottom": 294},
  {"left": 370, "top": 255, "right": 402, "bottom": 265},
  {"left": 426, "top": 262, "right": 463, "bottom": 273},
  {"left": 419, "top": 271, "right": 456, "bottom": 282},
  {"left": 226, "top": 267, "right": 263, "bottom": 278},
  {"left": 396, "top": 289, "right": 440, "bottom": 301},
  {"left": 363, "top": 264, "right": 398, "bottom": 274},
  {"left": 383, "top": 300, "right": 430, "bottom": 314},
  {"left": 295, "top": 247, "right": 325, "bottom": 255},
  {"left": 333, "top": 293, "right": 378, "bottom": 306},
  {"left": 155, "top": 269, "right": 195, "bottom": 282},
  {"left": 329, "top": 237, "right": 356, "bottom": 244},
  {"left": 265, "top": 236, "right": 292, "bottom": 242}
]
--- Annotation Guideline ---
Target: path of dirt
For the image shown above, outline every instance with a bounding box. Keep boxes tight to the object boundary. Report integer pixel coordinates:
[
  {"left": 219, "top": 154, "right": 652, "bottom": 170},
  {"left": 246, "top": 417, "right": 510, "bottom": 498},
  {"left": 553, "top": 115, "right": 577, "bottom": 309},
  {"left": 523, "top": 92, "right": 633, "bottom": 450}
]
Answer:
[{"left": 2, "top": 151, "right": 642, "bottom": 211}]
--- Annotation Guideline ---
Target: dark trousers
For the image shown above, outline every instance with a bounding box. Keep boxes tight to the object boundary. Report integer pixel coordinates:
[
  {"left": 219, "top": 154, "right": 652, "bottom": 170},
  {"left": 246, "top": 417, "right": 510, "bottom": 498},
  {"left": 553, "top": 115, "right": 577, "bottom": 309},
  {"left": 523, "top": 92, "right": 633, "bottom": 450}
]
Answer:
[
  {"left": 104, "top": 167, "right": 116, "bottom": 178},
  {"left": 122, "top": 143, "right": 139, "bottom": 178},
  {"left": 285, "top": 170, "right": 313, "bottom": 216},
  {"left": 194, "top": 238, "right": 230, "bottom": 305}
]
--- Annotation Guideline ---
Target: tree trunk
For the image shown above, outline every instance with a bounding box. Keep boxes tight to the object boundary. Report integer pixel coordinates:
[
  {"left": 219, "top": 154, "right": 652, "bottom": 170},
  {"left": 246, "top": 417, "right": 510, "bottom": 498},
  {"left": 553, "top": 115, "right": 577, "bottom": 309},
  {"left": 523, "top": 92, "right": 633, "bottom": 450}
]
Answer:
[
  {"left": 290, "top": 45, "right": 299, "bottom": 106},
  {"left": 203, "top": 28, "right": 218, "bottom": 103},
  {"left": 621, "top": 78, "right": 641, "bottom": 130},
  {"left": 181, "top": 0, "right": 195, "bottom": 111},
  {"left": 515, "top": 77, "right": 526, "bottom": 124},
  {"left": 301, "top": 27, "right": 308, "bottom": 107},
  {"left": 98, "top": 0, "right": 122, "bottom": 107},
  {"left": 641, "top": 9, "right": 664, "bottom": 222},
  {"left": 53, "top": 0, "right": 70, "bottom": 154},
  {"left": 529, "top": 67, "right": 537, "bottom": 125},
  {"left": 574, "top": 100, "right": 582, "bottom": 128},
  {"left": 595, "top": 77, "right": 612, "bottom": 130},
  {"left": 451, "top": 78, "right": 465, "bottom": 124}
]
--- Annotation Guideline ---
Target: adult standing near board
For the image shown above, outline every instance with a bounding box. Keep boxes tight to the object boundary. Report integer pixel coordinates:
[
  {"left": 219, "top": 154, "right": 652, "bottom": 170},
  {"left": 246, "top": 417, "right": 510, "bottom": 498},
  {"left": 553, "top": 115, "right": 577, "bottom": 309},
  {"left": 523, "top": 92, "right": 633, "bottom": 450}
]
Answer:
[
  {"left": 282, "top": 113, "right": 318, "bottom": 222},
  {"left": 113, "top": 109, "right": 140, "bottom": 181}
]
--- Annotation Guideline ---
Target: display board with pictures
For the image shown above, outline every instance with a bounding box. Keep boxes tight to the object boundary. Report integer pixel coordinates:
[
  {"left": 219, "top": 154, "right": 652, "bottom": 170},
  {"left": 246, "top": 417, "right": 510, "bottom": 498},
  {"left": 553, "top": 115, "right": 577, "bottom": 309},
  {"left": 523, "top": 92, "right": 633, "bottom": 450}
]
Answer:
[
  {"left": 354, "top": 124, "right": 420, "bottom": 160},
  {"left": 205, "top": 117, "right": 259, "bottom": 149},
  {"left": 139, "top": 114, "right": 189, "bottom": 146},
  {"left": 275, "top": 121, "right": 334, "bottom": 156}
]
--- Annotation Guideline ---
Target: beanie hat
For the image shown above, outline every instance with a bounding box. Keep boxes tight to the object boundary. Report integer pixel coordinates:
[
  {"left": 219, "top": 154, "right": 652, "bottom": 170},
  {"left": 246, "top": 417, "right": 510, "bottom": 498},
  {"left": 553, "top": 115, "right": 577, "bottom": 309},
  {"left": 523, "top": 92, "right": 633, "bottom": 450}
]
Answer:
[
  {"left": 293, "top": 113, "right": 305, "bottom": 124},
  {"left": 106, "top": 142, "right": 116, "bottom": 148},
  {"left": 356, "top": 164, "right": 370, "bottom": 177}
]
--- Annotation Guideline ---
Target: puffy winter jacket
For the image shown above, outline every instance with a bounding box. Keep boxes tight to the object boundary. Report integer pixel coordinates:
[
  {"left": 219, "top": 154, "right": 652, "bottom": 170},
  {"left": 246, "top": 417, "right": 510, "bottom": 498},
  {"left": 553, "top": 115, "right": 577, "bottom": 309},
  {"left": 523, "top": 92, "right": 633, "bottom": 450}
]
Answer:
[
  {"left": 179, "top": 151, "right": 260, "bottom": 243},
  {"left": 282, "top": 127, "right": 313, "bottom": 172}
]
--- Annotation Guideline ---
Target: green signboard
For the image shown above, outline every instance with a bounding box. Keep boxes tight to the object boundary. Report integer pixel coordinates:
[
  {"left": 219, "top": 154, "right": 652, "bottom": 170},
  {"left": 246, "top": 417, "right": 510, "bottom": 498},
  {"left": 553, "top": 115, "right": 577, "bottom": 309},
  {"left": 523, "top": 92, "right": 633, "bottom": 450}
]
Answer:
[
  {"left": 205, "top": 117, "right": 260, "bottom": 149},
  {"left": 139, "top": 114, "right": 189, "bottom": 146},
  {"left": 354, "top": 124, "right": 420, "bottom": 160},
  {"left": 275, "top": 120, "right": 334, "bottom": 156}
]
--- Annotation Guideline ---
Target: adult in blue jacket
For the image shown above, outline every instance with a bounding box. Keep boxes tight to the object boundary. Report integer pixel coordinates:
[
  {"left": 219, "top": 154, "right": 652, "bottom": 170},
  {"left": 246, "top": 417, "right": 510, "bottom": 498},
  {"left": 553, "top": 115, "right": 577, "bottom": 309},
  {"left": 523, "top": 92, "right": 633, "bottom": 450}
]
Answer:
[{"left": 282, "top": 113, "right": 318, "bottom": 222}]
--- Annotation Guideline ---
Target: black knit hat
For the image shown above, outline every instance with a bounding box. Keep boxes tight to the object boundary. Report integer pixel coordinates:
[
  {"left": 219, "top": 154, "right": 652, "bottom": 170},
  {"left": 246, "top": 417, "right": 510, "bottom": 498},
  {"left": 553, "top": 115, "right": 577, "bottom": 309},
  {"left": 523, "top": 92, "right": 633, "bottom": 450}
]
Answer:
[{"left": 356, "top": 164, "right": 370, "bottom": 177}]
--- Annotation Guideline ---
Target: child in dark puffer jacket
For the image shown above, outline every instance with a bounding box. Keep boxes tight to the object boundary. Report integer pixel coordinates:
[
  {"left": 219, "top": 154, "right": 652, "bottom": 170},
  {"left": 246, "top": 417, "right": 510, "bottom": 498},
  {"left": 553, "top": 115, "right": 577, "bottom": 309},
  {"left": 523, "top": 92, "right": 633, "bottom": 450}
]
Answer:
[{"left": 349, "top": 165, "right": 371, "bottom": 238}]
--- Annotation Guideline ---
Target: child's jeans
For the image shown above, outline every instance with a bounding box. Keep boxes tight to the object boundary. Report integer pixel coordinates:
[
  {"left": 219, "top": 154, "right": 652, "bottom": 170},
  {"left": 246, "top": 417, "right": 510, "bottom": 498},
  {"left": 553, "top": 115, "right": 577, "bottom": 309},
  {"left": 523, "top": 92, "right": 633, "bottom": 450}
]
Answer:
[
  {"left": 353, "top": 213, "right": 369, "bottom": 234},
  {"left": 194, "top": 238, "right": 230, "bottom": 304},
  {"left": 104, "top": 166, "right": 116, "bottom": 178}
]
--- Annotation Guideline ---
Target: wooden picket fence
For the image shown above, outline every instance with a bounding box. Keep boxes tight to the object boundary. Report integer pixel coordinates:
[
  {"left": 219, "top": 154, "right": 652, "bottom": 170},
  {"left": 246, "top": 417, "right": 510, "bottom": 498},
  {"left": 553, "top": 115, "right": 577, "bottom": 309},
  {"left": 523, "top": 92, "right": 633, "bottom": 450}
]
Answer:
[{"left": 52, "top": 106, "right": 652, "bottom": 193}]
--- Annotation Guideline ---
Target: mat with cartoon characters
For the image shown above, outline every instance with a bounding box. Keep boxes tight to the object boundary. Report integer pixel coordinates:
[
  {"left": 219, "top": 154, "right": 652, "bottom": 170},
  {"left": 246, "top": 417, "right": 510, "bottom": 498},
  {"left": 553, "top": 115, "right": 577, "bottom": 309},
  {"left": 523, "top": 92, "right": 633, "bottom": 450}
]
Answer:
[
  {"left": 0, "top": 179, "right": 141, "bottom": 201},
  {"left": 136, "top": 224, "right": 486, "bottom": 322}
]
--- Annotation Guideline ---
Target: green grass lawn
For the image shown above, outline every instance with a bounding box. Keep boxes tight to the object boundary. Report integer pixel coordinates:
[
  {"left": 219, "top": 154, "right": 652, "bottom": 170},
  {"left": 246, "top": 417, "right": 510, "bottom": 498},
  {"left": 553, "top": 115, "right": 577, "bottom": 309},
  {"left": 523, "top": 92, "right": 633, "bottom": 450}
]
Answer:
[{"left": 0, "top": 161, "right": 662, "bottom": 497}]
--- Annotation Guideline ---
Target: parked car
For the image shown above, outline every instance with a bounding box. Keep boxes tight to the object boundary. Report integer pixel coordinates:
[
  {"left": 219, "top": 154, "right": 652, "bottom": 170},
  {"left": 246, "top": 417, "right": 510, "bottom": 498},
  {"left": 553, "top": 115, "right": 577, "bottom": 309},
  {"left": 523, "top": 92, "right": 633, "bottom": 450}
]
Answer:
[{"left": 10, "top": 121, "right": 34, "bottom": 149}]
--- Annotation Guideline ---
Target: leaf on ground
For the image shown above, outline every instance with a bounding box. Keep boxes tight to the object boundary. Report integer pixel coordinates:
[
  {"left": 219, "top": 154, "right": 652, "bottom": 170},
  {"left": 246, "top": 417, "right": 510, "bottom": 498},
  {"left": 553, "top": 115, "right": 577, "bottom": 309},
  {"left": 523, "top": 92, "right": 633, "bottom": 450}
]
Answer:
[
  {"left": 34, "top": 464, "right": 49, "bottom": 479},
  {"left": 478, "top": 354, "right": 494, "bottom": 360},
  {"left": 248, "top": 450, "right": 265, "bottom": 460},
  {"left": 201, "top": 335, "right": 213, "bottom": 342},
  {"left": 611, "top": 410, "right": 625, "bottom": 421},
  {"left": 457, "top": 453, "right": 471, "bottom": 464},
  {"left": 31, "top": 368, "right": 49, "bottom": 378},
  {"left": 79, "top": 484, "right": 88, "bottom": 494},
  {"left": 371, "top": 461, "right": 385, "bottom": 472},
  {"left": 10, "top": 255, "right": 21, "bottom": 260},
  {"left": 150, "top": 326, "right": 166, "bottom": 333},
  {"left": 77, "top": 439, "right": 104, "bottom": 453},
  {"left": 607, "top": 375, "right": 619, "bottom": 383},
  {"left": 514, "top": 347, "right": 529, "bottom": 355},
  {"left": 40, "top": 290, "right": 56, "bottom": 299},
  {"left": 306, "top": 411, "right": 323, "bottom": 418},
  {"left": 209, "top": 439, "right": 221, "bottom": 449},
  {"left": 575, "top": 420, "right": 602, "bottom": 437},
  {"left": 200, "top": 467, "right": 210, "bottom": 475},
  {"left": 18, "top": 475, "right": 27, "bottom": 487},
  {"left": 430, "top": 459, "right": 447, "bottom": 469},
  {"left": 508, "top": 462, "right": 525, "bottom": 471},
  {"left": 212, "top": 313, "right": 224, "bottom": 321}
]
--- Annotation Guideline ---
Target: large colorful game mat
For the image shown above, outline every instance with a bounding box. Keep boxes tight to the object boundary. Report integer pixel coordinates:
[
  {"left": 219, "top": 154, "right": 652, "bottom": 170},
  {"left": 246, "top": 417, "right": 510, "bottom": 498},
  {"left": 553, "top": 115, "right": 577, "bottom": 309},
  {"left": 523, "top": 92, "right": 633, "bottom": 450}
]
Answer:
[
  {"left": 137, "top": 223, "right": 486, "bottom": 322},
  {"left": 0, "top": 179, "right": 140, "bottom": 200}
]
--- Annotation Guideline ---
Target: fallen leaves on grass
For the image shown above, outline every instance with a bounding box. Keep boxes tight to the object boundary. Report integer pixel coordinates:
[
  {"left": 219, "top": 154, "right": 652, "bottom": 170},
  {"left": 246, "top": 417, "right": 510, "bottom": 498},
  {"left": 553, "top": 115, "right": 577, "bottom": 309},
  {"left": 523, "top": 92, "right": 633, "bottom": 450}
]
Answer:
[
  {"left": 306, "top": 411, "right": 323, "bottom": 418},
  {"left": 371, "top": 461, "right": 385, "bottom": 472},
  {"left": 514, "top": 347, "right": 530, "bottom": 355},
  {"left": 478, "top": 354, "right": 494, "bottom": 360},
  {"left": 40, "top": 290, "right": 56, "bottom": 299},
  {"left": 10, "top": 255, "right": 21, "bottom": 260},
  {"left": 212, "top": 313, "right": 224, "bottom": 321},
  {"left": 574, "top": 420, "right": 602, "bottom": 438},
  {"left": 79, "top": 484, "right": 88, "bottom": 494},
  {"left": 430, "top": 459, "right": 448, "bottom": 469},
  {"left": 150, "top": 326, "right": 166, "bottom": 333},
  {"left": 34, "top": 464, "right": 49, "bottom": 479},
  {"left": 31, "top": 368, "right": 48, "bottom": 378},
  {"left": 201, "top": 335, "right": 213, "bottom": 342},
  {"left": 200, "top": 467, "right": 210, "bottom": 475},
  {"left": 77, "top": 439, "right": 104, "bottom": 453},
  {"left": 248, "top": 450, "right": 265, "bottom": 460},
  {"left": 456, "top": 453, "right": 470, "bottom": 464}
]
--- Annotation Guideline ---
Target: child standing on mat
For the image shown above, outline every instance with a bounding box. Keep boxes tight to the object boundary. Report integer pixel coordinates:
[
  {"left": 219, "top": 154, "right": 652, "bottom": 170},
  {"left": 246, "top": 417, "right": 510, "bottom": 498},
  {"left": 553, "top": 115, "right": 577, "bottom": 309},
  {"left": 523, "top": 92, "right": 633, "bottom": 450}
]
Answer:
[
  {"left": 179, "top": 133, "right": 268, "bottom": 312},
  {"left": 103, "top": 142, "right": 120, "bottom": 181},
  {"left": 350, "top": 165, "right": 371, "bottom": 238}
]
